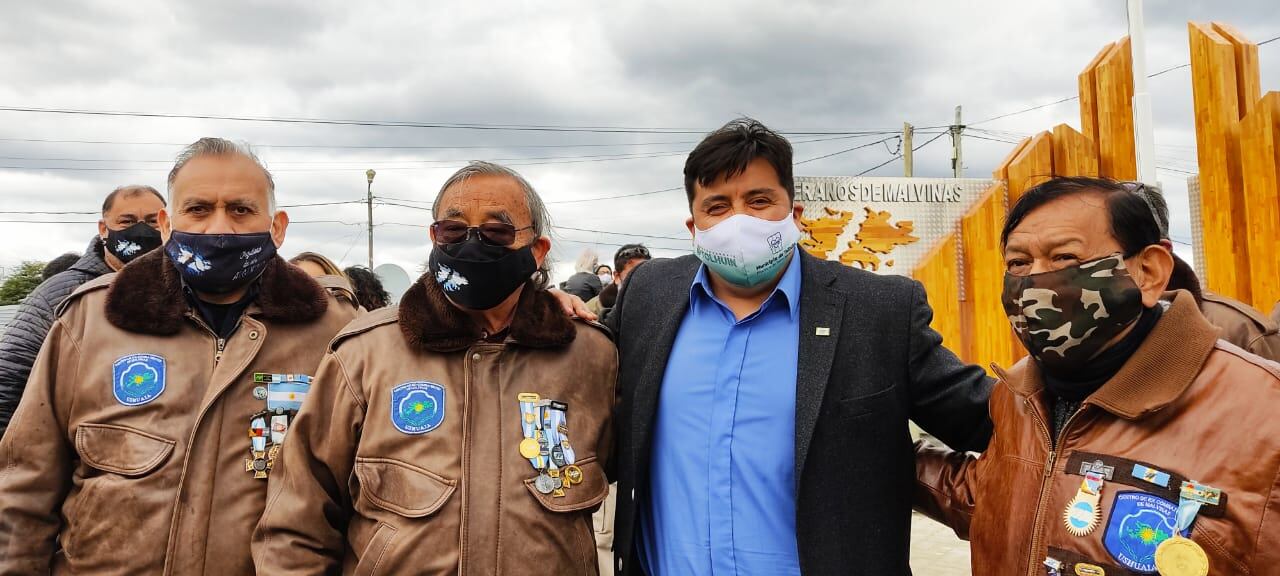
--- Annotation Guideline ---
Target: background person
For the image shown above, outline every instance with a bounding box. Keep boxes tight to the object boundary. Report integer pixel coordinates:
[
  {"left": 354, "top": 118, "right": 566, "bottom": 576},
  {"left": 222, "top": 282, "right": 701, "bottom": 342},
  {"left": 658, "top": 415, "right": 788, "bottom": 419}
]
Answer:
[
  {"left": 586, "top": 243, "right": 651, "bottom": 327},
  {"left": 0, "top": 184, "right": 165, "bottom": 439},
  {"left": 343, "top": 264, "right": 391, "bottom": 311},
  {"left": 40, "top": 253, "right": 81, "bottom": 281},
  {"left": 915, "top": 176, "right": 1280, "bottom": 575},
  {"left": 289, "top": 251, "right": 344, "bottom": 278},
  {"left": 563, "top": 248, "right": 604, "bottom": 301}
]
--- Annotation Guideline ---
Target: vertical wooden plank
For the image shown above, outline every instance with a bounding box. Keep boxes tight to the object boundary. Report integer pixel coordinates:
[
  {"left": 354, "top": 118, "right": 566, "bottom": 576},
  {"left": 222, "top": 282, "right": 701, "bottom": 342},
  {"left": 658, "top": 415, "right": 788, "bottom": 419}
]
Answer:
[
  {"left": 1189, "top": 21, "right": 1251, "bottom": 301},
  {"left": 1051, "top": 123, "right": 1100, "bottom": 177},
  {"left": 1239, "top": 92, "right": 1280, "bottom": 311},
  {"left": 1078, "top": 42, "right": 1114, "bottom": 149},
  {"left": 1213, "top": 23, "right": 1262, "bottom": 119},
  {"left": 1096, "top": 38, "right": 1137, "bottom": 179},
  {"left": 1006, "top": 131, "right": 1055, "bottom": 204},
  {"left": 960, "top": 187, "right": 1019, "bottom": 371},
  {"left": 911, "top": 234, "right": 962, "bottom": 355}
]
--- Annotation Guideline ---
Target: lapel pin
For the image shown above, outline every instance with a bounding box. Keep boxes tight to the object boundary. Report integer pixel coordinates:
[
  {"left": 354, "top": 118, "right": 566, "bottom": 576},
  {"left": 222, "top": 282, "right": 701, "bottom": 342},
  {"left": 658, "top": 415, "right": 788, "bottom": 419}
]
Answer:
[{"left": 815, "top": 327, "right": 831, "bottom": 336}]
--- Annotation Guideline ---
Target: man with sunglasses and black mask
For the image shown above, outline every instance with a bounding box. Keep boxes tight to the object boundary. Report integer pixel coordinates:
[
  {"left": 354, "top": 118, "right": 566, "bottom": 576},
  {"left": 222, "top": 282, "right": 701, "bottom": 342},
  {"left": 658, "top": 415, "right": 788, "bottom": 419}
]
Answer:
[
  {"left": 254, "top": 161, "right": 617, "bottom": 575},
  {"left": 0, "top": 185, "right": 166, "bottom": 440},
  {"left": 915, "top": 176, "right": 1280, "bottom": 575},
  {"left": 0, "top": 138, "right": 359, "bottom": 574}
]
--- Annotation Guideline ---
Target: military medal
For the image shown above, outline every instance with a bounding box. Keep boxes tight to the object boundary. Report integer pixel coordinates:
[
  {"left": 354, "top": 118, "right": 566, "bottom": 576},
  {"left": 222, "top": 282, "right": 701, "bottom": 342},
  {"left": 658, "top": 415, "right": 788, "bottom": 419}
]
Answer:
[
  {"left": 534, "top": 473, "right": 556, "bottom": 494},
  {"left": 564, "top": 465, "right": 584, "bottom": 486},
  {"left": 1063, "top": 470, "right": 1104, "bottom": 536},
  {"left": 253, "top": 386, "right": 268, "bottom": 400},
  {"left": 1044, "top": 557, "right": 1064, "bottom": 576},
  {"left": 1153, "top": 481, "right": 1217, "bottom": 575},
  {"left": 244, "top": 373, "right": 311, "bottom": 479},
  {"left": 1073, "top": 563, "right": 1105, "bottom": 576},
  {"left": 1132, "top": 463, "right": 1171, "bottom": 488}
]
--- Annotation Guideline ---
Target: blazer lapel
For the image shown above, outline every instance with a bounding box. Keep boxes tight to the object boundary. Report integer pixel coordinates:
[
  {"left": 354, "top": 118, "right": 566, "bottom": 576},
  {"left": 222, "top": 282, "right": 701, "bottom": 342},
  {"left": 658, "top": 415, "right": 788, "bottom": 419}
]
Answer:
[
  {"left": 794, "top": 253, "right": 846, "bottom": 490},
  {"left": 631, "top": 257, "right": 698, "bottom": 470}
]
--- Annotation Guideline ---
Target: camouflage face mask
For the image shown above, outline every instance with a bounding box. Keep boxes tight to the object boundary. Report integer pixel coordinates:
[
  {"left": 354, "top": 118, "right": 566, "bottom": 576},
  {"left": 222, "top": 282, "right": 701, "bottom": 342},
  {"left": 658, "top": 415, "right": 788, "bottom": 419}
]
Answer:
[{"left": 1001, "top": 254, "right": 1144, "bottom": 371}]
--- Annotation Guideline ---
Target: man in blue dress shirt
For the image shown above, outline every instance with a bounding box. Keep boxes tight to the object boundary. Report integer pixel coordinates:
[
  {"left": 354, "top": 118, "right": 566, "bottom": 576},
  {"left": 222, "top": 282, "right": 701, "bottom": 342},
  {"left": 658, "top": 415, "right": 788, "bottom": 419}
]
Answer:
[{"left": 608, "top": 118, "right": 993, "bottom": 575}]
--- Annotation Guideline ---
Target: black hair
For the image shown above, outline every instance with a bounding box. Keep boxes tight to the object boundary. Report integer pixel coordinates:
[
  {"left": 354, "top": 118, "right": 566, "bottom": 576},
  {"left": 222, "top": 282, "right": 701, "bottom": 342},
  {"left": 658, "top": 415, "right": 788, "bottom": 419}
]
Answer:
[
  {"left": 1128, "top": 182, "right": 1205, "bottom": 305},
  {"left": 1001, "top": 176, "right": 1162, "bottom": 258},
  {"left": 613, "top": 243, "right": 650, "bottom": 274},
  {"left": 342, "top": 265, "right": 391, "bottom": 311},
  {"left": 102, "top": 185, "right": 165, "bottom": 215},
  {"left": 42, "top": 252, "right": 80, "bottom": 281},
  {"left": 684, "top": 118, "right": 794, "bottom": 206}
]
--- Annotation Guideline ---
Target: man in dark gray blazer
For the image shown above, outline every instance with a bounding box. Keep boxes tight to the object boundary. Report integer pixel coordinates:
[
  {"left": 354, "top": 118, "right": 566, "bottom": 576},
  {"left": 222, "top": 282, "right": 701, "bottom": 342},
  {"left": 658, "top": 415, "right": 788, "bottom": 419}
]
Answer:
[{"left": 606, "top": 118, "right": 992, "bottom": 575}]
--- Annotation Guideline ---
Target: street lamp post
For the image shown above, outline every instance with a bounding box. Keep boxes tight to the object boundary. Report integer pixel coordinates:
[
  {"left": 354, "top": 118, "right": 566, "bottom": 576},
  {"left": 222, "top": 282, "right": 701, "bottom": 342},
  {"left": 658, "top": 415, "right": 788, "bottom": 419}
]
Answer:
[{"left": 366, "top": 169, "right": 376, "bottom": 270}]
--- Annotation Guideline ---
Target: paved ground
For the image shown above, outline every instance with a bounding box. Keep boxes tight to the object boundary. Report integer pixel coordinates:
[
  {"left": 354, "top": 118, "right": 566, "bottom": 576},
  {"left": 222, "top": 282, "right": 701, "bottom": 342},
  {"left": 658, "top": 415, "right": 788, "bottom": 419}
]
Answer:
[{"left": 910, "top": 512, "right": 972, "bottom": 575}]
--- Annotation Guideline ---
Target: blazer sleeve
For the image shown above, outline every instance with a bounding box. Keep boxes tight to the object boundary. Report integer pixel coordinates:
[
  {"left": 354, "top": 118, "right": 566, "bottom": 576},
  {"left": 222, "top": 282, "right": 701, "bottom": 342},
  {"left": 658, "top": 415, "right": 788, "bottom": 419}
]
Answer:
[
  {"left": 252, "top": 349, "right": 365, "bottom": 575},
  {"left": 904, "top": 280, "right": 994, "bottom": 452}
]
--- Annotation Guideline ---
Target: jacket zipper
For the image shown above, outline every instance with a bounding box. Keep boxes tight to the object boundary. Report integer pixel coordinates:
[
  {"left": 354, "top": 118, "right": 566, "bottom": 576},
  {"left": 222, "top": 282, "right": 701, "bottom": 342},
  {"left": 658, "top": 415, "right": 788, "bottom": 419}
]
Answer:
[
  {"left": 459, "top": 348, "right": 474, "bottom": 575},
  {"left": 214, "top": 338, "right": 226, "bottom": 364},
  {"left": 1024, "top": 401, "right": 1087, "bottom": 576}
]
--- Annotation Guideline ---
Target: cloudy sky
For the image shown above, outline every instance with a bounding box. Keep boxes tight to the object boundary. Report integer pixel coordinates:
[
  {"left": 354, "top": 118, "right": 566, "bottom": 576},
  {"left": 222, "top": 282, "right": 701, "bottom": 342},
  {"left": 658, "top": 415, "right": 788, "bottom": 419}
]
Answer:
[{"left": 1, "top": 0, "right": 1276, "bottom": 285}]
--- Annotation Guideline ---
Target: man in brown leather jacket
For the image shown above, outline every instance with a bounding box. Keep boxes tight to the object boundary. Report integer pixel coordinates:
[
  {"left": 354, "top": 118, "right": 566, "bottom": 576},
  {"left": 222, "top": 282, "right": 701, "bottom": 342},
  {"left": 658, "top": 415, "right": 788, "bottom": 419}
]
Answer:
[
  {"left": 0, "top": 138, "right": 359, "bottom": 575},
  {"left": 253, "top": 161, "right": 616, "bottom": 575},
  {"left": 915, "top": 177, "right": 1280, "bottom": 575}
]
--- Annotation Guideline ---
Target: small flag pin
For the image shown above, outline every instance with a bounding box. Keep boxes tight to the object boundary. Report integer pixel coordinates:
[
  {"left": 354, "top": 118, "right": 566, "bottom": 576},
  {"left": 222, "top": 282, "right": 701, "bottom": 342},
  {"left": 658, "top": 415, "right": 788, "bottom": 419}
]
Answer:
[{"left": 816, "top": 327, "right": 831, "bottom": 336}]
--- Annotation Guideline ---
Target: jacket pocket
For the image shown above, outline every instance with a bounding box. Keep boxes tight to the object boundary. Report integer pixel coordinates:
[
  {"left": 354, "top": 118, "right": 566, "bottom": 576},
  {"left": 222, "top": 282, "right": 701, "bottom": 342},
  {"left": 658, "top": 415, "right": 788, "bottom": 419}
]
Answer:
[
  {"left": 352, "top": 522, "right": 398, "bottom": 576},
  {"left": 523, "top": 457, "right": 609, "bottom": 513},
  {"left": 65, "top": 423, "right": 175, "bottom": 569},
  {"left": 354, "top": 457, "right": 456, "bottom": 518},
  {"left": 76, "top": 422, "right": 175, "bottom": 476},
  {"left": 832, "top": 384, "right": 897, "bottom": 421}
]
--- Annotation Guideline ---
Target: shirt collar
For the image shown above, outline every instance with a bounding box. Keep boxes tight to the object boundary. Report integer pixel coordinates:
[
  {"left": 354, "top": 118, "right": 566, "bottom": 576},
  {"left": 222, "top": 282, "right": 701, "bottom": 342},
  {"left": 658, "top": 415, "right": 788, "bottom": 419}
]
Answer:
[{"left": 690, "top": 246, "right": 802, "bottom": 320}]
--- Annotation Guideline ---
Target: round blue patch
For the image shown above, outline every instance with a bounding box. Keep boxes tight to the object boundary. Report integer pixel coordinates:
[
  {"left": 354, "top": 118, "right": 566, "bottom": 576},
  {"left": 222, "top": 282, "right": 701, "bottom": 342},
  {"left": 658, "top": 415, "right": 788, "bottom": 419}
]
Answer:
[
  {"left": 1102, "top": 491, "right": 1179, "bottom": 573},
  {"left": 390, "top": 381, "right": 446, "bottom": 435},
  {"left": 112, "top": 353, "right": 166, "bottom": 406}
]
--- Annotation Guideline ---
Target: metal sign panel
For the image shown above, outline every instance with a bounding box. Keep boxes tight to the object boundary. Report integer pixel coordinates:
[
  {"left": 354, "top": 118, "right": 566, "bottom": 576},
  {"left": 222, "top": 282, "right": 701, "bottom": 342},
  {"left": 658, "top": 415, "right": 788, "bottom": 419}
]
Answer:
[{"left": 794, "top": 177, "right": 998, "bottom": 275}]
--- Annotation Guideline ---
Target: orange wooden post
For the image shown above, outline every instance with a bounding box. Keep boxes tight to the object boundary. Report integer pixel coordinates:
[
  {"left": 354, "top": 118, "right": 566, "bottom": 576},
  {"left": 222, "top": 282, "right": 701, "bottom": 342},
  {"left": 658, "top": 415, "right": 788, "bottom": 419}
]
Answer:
[
  {"left": 1189, "top": 22, "right": 1254, "bottom": 301},
  {"left": 1095, "top": 38, "right": 1137, "bottom": 180},
  {"left": 1051, "top": 124, "right": 1100, "bottom": 177},
  {"left": 911, "top": 234, "right": 962, "bottom": 354},
  {"left": 960, "top": 187, "right": 1018, "bottom": 371},
  {"left": 1239, "top": 92, "right": 1280, "bottom": 312},
  {"left": 1006, "top": 131, "right": 1054, "bottom": 204},
  {"left": 1079, "top": 42, "right": 1114, "bottom": 148}
]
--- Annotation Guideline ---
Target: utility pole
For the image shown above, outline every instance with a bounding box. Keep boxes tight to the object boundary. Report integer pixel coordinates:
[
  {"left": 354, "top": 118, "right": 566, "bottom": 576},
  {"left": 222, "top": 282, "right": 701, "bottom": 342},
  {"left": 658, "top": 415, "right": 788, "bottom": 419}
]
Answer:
[
  {"left": 1127, "top": 0, "right": 1157, "bottom": 184},
  {"left": 951, "top": 105, "right": 964, "bottom": 178},
  {"left": 902, "top": 122, "right": 914, "bottom": 177},
  {"left": 366, "top": 169, "right": 376, "bottom": 269}
]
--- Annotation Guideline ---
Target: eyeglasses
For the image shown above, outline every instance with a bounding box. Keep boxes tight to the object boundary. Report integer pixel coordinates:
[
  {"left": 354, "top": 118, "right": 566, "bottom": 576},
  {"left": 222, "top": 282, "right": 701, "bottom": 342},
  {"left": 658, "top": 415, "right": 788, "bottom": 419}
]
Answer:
[{"left": 430, "top": 220, "right": 533, "bottom": 247}]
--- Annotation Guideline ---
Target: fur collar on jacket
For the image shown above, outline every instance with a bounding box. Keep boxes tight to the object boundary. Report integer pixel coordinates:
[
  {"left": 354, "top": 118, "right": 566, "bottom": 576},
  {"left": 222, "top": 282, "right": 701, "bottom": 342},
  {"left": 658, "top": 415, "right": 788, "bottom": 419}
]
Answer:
[
  {"left": 398, "top": 275, "right": 576, "bottom": 353},
  {"left": 104, "top": 249, "right": 328, "bottom": 335}
]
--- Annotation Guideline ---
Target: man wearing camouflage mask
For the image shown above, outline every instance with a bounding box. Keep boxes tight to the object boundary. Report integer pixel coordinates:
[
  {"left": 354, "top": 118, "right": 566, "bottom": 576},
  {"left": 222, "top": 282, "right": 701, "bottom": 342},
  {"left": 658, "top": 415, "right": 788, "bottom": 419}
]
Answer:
[{"left": 914, "top": 176, "right": 1280, "bottom": 575}]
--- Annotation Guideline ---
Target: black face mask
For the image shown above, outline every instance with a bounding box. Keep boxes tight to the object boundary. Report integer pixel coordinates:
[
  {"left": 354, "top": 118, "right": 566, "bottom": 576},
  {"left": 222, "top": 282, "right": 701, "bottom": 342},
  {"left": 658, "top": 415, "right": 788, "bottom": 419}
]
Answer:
[
  {"left": 428, "top": 238, "right": 538, "bottom": 310},
  {"left": 164, "top": 230, "right": 277, "bottom": 295},
  {"left": 104, "top": 222, "right": 162, "bottom": 264}
]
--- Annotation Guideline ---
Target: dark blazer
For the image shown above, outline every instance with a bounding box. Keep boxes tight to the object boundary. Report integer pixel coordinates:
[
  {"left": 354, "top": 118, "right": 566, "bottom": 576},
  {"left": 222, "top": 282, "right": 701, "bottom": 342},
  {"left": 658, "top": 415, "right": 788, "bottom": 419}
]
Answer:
[{"left": 608, "top": 251, "right": 992, "bottom": 576}]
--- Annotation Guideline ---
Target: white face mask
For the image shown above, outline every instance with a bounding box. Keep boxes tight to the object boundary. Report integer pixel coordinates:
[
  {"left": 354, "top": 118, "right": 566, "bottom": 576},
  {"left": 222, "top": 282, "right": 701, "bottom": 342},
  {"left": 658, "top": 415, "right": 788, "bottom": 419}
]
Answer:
[
  {"left": 598, "top": 273, "right": 613, "bottom": 285},
  {"left": 692, "top": 213, "right": 800, "bottom": 287}
]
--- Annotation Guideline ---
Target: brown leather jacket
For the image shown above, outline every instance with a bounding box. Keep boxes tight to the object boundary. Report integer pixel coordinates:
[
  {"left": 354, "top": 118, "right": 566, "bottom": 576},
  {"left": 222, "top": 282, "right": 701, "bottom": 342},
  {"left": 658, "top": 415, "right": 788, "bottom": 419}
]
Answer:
[
  {"left": 0, "top": 250, "right": 358, "bottom": 575},
  {"left": 1200, "top": 291, "right": 1280, "bottom": 362},
  {"left": 915, "top": 291, "right": 1280, "bottom": 575},
  {"left": 253, "top": 276, "right": 616, "bottom": 576}
]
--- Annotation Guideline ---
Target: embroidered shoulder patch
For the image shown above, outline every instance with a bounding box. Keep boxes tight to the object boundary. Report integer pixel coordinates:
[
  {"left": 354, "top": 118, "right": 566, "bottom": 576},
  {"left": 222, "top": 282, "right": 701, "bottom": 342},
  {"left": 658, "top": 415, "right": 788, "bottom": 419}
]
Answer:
[
  {"left": 1102, "top": 491, "right": 1180, "bottom": 573},
  {"left": 112, "top": 353, "right": 166, "bottom": 406},
  {"left": 390, "top": 381, "right": 446, "bottom": 435}
]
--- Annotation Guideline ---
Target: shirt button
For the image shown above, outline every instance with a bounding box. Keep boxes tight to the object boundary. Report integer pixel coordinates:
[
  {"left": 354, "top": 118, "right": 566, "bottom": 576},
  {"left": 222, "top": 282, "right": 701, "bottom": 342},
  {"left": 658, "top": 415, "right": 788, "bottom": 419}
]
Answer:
[
  {"left": 471, "top": 353, "right": 481, "bottom": 361},
  {"left": 248, "top": 330, "right": 259, "bottom": 340}
]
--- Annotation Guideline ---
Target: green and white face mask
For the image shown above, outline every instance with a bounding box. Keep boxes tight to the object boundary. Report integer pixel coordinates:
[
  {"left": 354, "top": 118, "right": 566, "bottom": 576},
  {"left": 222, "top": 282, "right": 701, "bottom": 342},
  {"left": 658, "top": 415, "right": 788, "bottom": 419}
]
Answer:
[{"left": 692, "top": 213, "right": 800, "bottom": 287}]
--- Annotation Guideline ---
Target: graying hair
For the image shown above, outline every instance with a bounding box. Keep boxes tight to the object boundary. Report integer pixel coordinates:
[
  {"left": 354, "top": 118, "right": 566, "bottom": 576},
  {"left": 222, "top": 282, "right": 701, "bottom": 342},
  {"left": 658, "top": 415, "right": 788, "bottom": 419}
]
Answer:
[
  {"left": 574, "top": 248, "right": 599, "bottom": 274},
  {"left": 433, "top": 161, "right": 554, "bottom": 288},
  {"left": 167, "top": 137, "right": 277, "bottom": 213}
]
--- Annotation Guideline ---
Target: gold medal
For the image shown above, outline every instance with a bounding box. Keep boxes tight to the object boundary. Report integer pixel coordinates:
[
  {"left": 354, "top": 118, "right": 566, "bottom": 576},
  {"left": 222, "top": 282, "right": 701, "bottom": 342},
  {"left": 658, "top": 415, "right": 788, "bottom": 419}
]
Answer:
[
  {"left": 518, "top": 392, "right": 540, "bottom": 403},
  {"left": 1154, "top": 536, "right": 1208, "bottom": 576},
  {"left": 519, "top": 437, "right": 541, "bottom": 459},
  {"left": 564, "top": 465, "right": 584, "bottom": 485},
  {"left": 1063, "top": 492, "right": 1101, "bottom": 536},
  {"left": 1074, "top": 563, "right": 1105, "bottom": 576}
]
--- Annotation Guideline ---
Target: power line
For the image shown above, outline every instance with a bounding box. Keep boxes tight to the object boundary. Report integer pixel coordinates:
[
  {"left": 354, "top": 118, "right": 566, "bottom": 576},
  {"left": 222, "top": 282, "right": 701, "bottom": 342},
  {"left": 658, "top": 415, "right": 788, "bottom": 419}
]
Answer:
[
  {"left": 0, "top": 104, "right": 903, "bottom": 136},
  {"left": 794, "top": 136, "right": 900, "bottom": 165},
  {"left": 855, "top": 155, "right": 902, "bottom": 176}
]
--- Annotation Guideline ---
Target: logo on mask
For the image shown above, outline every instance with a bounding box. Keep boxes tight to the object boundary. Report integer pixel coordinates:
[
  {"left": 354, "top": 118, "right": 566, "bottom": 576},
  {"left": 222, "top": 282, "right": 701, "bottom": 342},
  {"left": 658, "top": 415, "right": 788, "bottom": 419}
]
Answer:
[
  {"left": 112, "top": 353, "right": 166, "bottom": 406},
  {"left": 1103, "top": 491, "right": 1179, "bottom": 573},
  {"left": 174, "top": 244, "right": 213, "bottom": 274},
  {"left": 435, "top": 263, "right": 470, "bottom": 292},
  {"left": 390, "top": 381, "right": 446, "bottom": 435},
  {"left": 114, "top": 239, "right": 143, "bottom": 257},
  {"left": 767, "top": 231, "right": 784, "bottom": 253}
]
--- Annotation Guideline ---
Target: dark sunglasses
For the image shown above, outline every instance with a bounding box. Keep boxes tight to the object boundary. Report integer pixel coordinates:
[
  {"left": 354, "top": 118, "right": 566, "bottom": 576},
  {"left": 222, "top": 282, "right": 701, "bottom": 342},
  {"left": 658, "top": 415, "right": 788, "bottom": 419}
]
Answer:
[{"left": 430, "top": 219, "right": 533, "bottom": 247}]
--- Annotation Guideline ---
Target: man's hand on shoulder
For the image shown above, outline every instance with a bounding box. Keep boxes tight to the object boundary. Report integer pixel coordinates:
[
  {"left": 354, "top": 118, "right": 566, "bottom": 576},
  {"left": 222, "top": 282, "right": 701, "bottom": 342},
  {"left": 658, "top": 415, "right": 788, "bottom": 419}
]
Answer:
[{"left": 549, "top": 289, "right": 596, "bottom": 321}]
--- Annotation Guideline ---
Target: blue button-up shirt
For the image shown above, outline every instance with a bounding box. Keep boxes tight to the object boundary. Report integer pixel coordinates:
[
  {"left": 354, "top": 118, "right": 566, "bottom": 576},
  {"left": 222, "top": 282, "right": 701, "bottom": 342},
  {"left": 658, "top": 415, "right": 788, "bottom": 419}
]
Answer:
[{"left": 639, "top": 249, "right": 802, "bottom": 576}]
